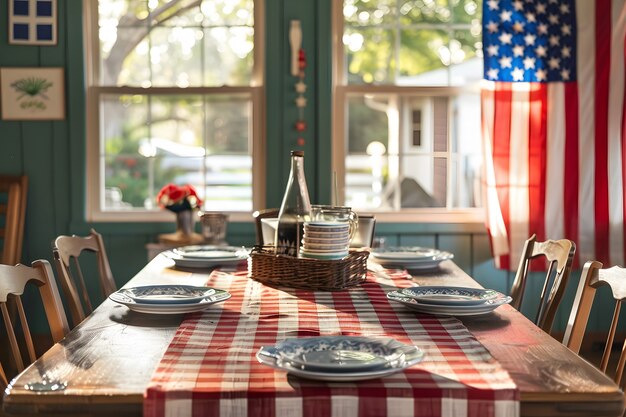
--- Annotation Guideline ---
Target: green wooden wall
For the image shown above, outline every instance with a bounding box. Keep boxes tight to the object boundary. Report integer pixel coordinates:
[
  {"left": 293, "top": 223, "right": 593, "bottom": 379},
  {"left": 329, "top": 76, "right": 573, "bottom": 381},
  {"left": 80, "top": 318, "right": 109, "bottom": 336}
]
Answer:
[{"left": 0, "top": 0, "right": 597, "bottom": 334}]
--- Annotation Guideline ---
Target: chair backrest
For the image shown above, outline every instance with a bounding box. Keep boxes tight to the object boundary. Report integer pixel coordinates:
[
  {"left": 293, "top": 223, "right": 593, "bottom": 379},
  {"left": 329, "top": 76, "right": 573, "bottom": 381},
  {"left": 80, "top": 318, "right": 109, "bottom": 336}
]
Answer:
[
  {"left": 0, "top": 175, "right": 28, "bottom": 265},
  {"left": 52, "top": 229, "right": 116, "bottom": 327},
  {"left": 510, "top": 234, "right": 576, "bottom": 333},
  {"left": 252, "top": 208, "right": 279, "bottom": 245},
  {"left": 0, "top": 260, "right": 69, "bottom": 390},
  {"left": 562, "top": 261, "right": 626, "bottom": 390}
]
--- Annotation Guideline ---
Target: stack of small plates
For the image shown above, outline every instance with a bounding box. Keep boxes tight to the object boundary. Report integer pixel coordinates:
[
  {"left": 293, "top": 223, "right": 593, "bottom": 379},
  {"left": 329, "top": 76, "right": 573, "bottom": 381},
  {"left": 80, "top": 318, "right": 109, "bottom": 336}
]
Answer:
[
  {"left": 163, "top": 245, "right": 249, "bottom": 268},
  {"left": 387, "top": 286, "right": 512, "bottom": 316},
  {"left": 371, "top": 247, "right": 454, "bottom": 271},
  {"left": 109, "top": 284, "right": 231, "bottom": 314},
  {"left": 300, "top": 222, "right": 350, "bottom": 260},
  {"left": 256, "top": 336, "right": 424, "bottom": 381}
]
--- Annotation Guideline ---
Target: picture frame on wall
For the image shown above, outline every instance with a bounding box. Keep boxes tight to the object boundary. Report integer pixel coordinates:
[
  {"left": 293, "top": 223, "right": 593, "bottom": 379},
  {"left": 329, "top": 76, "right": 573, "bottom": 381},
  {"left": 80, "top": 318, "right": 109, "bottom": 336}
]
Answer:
[
  {"left": 9, "top": 0, "right": 57, "bottom": 45},
  {"left": 0, "top": 67, "right": 65, "bottom": 120}
]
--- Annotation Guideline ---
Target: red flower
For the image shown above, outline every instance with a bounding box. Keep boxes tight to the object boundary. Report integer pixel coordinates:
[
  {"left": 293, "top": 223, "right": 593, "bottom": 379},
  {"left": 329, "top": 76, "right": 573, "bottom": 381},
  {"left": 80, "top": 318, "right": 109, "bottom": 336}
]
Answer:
[{"left": 156, "top": 183, "right": 203, "bottom": 212}]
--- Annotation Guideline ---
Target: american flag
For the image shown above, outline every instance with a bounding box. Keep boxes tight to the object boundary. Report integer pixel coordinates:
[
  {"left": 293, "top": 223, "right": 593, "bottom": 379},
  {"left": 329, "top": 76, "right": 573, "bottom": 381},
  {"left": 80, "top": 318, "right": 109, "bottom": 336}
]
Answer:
[{"left": 481, "top": 0, "right": 626, "bottom": 270}]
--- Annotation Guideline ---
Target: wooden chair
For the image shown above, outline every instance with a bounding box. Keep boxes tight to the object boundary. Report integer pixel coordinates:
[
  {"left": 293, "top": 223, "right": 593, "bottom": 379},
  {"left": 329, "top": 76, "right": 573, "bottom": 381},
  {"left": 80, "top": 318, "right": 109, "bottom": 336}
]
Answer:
[
  {"left": 562, "top": 261, "right": 626, "bottom": 390},
  {"left": 510, "top": 234, "right": 576, "bottom": 333},
  {"left": 0, "top": 175, "right": 28, "bottom": 265},
  {"left": 252, "top": 208, "right": 279, "bottom": 245},
  {"left": 52, "top": 229, "right": 116, "bottom": 327},
  {"left": 0, "top": 260, "right": 69, "bottom": 391}
]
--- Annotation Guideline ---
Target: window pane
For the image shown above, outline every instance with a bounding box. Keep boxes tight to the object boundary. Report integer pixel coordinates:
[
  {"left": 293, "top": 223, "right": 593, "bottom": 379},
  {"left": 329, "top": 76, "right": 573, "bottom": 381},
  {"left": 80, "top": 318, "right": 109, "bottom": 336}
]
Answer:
[
  {"left": 448, "top": 29, "right": 483, "bottom": 85},
  {"left": 100, "top": 93, "right": 253, "bottom": 212},
  {"left": 398, "top": 29, "right": 449, "bottom": 84},
  {"left": 149, "top": 27, "right": 203, "bottom": 87},
  {"left": 344, "top": 92, "right": 481, "bottom": 211},
  {"left": 345, "top": 27, "right": 396, "bottom": 84},
  {"left": 451, "top": 0, "right": 481, "bottom": 23},
  {"left": 398, "top": 0, "right": 451, "bottom": 24},
  {"left": 203, "top": 26, "right": 254, "bottom": 86},
  {"left": 99, "top": 0, "right": 147, "bottom": 27},
  {"left": 394, "top": 153, "right": 447, "bottom": 208},
  {"left": 202, "top": 0, "right": 254, "bottom": 26},
  {"left": 346, "top": 95, "right": 390, "bottom": 210},
  {"left": 97, "top": 0, "right": 254, "bottom": 87},
  {"left": 344, "top": 1, "right": 483, "bottom": 87},
  {"left": 344, "top": 0, "right": 396, "bottom": 26},
  {"left": 347, "top": 95, "right": 389, "bottom": 153}
]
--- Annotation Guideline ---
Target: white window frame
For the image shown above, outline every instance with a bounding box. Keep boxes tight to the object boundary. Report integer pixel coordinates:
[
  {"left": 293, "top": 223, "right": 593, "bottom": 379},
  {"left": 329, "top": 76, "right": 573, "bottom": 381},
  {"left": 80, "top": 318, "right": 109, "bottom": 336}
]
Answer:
[
  {"left": 331, "top": 0, "right": 484, "bottom": 223},
  {"left": 83, "top": 0, "right": 265, "bottom": 222}
]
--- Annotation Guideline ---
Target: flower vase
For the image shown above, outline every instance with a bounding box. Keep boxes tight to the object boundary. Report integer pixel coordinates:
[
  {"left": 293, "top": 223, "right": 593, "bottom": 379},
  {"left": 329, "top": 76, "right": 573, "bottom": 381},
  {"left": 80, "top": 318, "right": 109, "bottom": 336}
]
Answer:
[
  {"left": 176, "top": 210, "right": 195, "bottom": 237},
  {"left": 158, "top": 209, "right": 204, "bottom": 245}
]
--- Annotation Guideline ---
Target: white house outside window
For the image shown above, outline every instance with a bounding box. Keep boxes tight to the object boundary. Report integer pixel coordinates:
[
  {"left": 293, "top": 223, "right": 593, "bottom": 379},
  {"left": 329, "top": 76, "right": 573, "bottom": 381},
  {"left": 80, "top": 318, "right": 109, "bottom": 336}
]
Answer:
[
  {"left": 333, "top": 0, "right": 484, "bottom": 222},
  {"left": 85, "top": 0, "right": 264, "bottom": 222}
]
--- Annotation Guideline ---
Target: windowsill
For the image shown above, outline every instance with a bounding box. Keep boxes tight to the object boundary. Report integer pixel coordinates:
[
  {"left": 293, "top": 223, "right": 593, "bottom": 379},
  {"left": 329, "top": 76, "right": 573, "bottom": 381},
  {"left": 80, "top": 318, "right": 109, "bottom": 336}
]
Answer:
[
  {"left": 87, "top": 210, "right": 255, "bottom": 223},
  {"left": 87, "top": 208, "right": 485, "bottom": 224},
  {"left": 364, "top": 209, "right": 485, "bottom": 224}
]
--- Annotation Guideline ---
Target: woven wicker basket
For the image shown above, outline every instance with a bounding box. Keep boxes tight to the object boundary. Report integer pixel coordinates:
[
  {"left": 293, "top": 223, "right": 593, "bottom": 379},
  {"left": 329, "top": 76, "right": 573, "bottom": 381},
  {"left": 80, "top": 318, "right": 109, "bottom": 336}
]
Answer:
[{"left": 247, "top": 246, "right": 370, "bottom": 291}]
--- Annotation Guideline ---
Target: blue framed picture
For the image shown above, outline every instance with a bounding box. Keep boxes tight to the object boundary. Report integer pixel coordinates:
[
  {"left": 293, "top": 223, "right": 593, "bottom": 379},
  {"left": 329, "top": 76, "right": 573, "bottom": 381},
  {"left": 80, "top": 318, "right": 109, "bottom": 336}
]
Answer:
[{"left": 9, "top": 0, "right": 56, "bottom": 45}]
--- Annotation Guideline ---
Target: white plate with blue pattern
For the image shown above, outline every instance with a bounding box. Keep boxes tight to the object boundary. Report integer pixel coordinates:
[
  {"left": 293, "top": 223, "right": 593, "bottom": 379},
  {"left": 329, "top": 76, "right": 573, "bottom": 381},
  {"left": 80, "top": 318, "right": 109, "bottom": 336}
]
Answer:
[
  {"left": 387, "top": 287, "right": 511, "bottom": 316},
  {"left": 109, "top": 286, "right": 231, "bottom": 314},
  {"left": 370, "top": 247, "right": 454, "bottom": 271},
  {"left": 163, "top": 246, "right": 249, "bottom": 268},
  {"left": 114, "top": 285, "right": 218, "bottom": 305},
  {"left": 257, "top": 336, "right": 424, "bottom": 381},
  {"left": 396, "top": 286, "right": 500, "bottom": 306}
]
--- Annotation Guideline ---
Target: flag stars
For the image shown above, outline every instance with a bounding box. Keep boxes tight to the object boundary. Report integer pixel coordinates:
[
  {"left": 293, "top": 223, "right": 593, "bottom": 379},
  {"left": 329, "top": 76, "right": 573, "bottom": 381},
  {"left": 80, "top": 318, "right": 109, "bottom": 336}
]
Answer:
[
  {"left": 482, "top": 0, "right": 577, "bottom": 83},
  {"left": 487, "top": 44, "right": 500, "bottom": 56},
  {"left": 535, "top": 45, "right": 547, "bottom": 57},
  {"left": 511, "top": 67, "right": 525, "bottom": 81},
  {"left": 561, "top": 24, "right": 571, "bottom": 36},
  {"left": 537, "top": 23, "right": 548, "bottom": 35},
  {"left": 512, "top": 21, "right": 525, "bottom": 33},
  {"left": 548, "top": 14, "right": 559, "bottom": 25},
  {"left": 561, "top": 46, "right": 571, "bottom": 58},
  {"left": 523, "top": 56, "right": 536, "bottom": 69},
  {"left": 535, "top": 69, "right": 547, "bottom": 81},
  {"left": 549, "top": 35, "right": 560, "bottom": 46},
  {"left": 536, "top": 3, "right": 546, "bottom": 14},
  {"left": 499, "top": 56, "right": 513, "bottom": 68},
  {"left": 524, "top": 33, "right": 536, "bottom": 45},
  {"left": 487, "top": 68, "right": 500, "bottom": 80},
  {"left": 499, "top": 32, "right": 513, "bottom": 44},
  {"left": 548, "top": 57, "right": 560, "bottom": 69}
]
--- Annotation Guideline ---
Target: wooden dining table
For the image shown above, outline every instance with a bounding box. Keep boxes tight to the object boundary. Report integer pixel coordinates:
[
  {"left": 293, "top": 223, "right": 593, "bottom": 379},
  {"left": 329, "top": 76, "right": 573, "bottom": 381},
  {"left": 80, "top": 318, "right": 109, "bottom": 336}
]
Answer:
[{"left": 3, "top": 255, "right": 624, "bottom": 417}]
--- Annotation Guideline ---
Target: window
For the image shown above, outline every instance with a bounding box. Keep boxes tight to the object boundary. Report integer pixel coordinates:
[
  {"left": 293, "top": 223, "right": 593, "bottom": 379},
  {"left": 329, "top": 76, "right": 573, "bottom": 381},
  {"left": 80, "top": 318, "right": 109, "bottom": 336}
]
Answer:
[
  {"left": 85, "top": 0, "right": 264, "bottom": 221},
  {"left": 332, "top": 0, "right": 483, "bottom": 221}
]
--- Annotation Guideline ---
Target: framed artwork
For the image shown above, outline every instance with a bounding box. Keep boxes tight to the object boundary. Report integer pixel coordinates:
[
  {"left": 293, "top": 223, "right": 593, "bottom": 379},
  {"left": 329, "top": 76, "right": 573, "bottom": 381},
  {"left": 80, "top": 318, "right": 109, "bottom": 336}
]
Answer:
[
  {"left": 0, "top": 67, "right": 65, "bottom": 120},
  {"left": 9, "top": 0, "right": 57, "bottom": 45}
]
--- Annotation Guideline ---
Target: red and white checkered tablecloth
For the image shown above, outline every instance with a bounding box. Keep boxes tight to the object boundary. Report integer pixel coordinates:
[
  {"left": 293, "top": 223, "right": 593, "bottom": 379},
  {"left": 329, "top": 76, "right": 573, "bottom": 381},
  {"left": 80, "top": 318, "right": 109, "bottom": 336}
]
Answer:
[{"left": 144, "top": 270, "right": 519, "bottom": 417}]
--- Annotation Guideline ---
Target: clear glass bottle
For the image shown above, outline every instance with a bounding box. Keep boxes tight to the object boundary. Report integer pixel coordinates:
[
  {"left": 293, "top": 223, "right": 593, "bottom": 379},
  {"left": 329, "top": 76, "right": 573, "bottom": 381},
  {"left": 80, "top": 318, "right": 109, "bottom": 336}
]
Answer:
[{"left": 275, "top": 150, "right": 311, "bottom": 256}]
